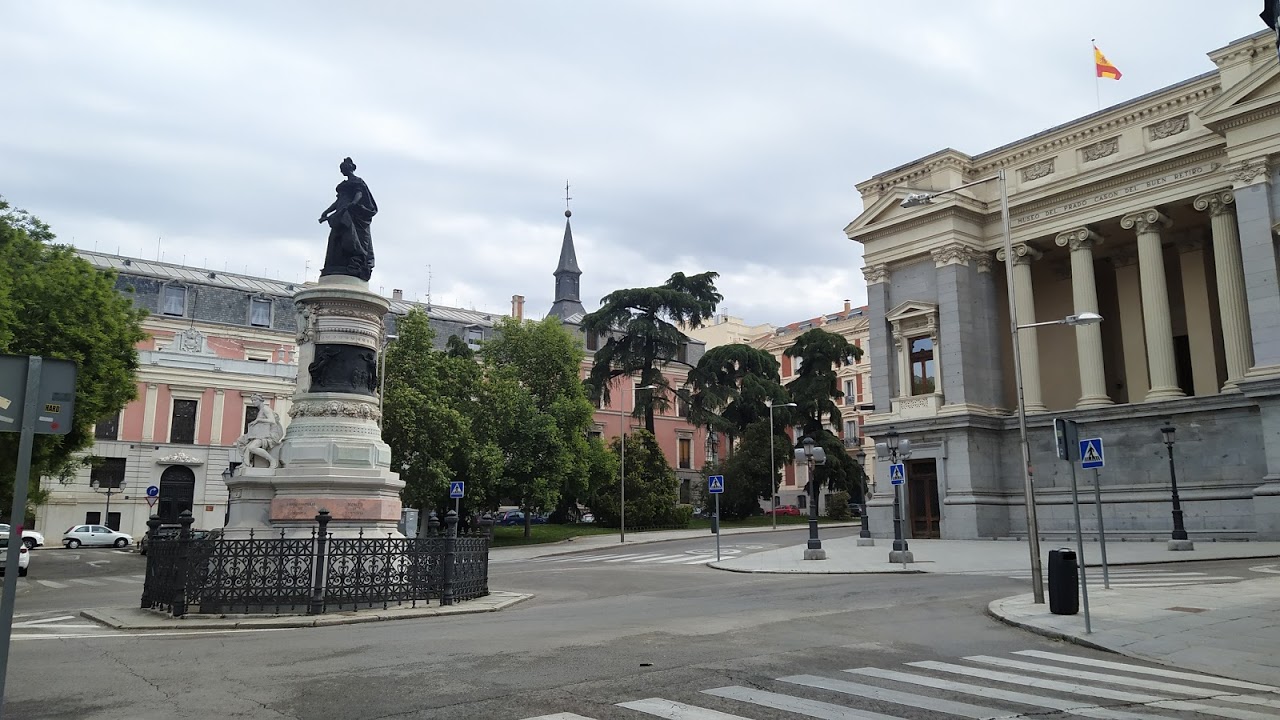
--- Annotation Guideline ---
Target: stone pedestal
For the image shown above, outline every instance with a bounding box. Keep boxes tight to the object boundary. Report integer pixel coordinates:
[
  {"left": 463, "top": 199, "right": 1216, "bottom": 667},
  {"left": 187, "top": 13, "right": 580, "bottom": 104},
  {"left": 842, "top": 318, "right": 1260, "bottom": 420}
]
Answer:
[
  {"left": 857, "top": 537, "right": 875, "bottom": 547},
  {"left": 225, "top": 275, "right": 404, "bottom": 539},
  {"left": 803, "top": 549, "right": 827, "bottom": 561},
  {"left": 888, "top": 550, "right": 914, "bottom": 564},
  {"left": 1168, "top": 539, "right": 1195, "bottom": 551}
]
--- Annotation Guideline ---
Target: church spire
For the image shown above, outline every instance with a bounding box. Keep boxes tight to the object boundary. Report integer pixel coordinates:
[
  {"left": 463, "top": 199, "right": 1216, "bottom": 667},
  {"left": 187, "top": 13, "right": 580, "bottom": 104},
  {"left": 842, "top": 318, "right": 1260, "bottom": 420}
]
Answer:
[{"left": 547, "top": 182, "right": 586, "bottom": 322}]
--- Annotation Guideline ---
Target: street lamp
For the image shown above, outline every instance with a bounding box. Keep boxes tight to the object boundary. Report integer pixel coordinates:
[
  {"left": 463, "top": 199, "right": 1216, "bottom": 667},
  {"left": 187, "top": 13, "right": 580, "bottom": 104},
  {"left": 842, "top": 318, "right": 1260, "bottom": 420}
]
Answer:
[
  {"left": 764, "top": 399, "right": 797, "bottom": 530},
  {"left": 856, "top": 448, "right": 873, "bottom": 546},
  {"left": 89, "top": 478, "right": 125, "bottom": 531},
  {"left": 794, "top": 436, "right": 828, "bottom": 560},
  {"left": 876, "top": 426, "right": 913, "bottom": 563},
  {"left": 1161, "top": 422, "right": 1194, "bottom": 551},
  {"left": 619, "top": 383, "right": 657, "bottom": 543},
  {"left": 1018, "top": 311, "right": 1103, "bottom": 329},
  {"left": 900, "top": 169, "right": 1046, "bottom": 603}
]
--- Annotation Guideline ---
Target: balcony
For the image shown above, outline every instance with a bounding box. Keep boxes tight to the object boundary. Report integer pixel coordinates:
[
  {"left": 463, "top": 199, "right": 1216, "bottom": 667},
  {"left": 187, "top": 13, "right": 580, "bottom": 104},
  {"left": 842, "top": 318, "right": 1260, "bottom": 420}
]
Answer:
[{"left": 843, "top": 436, "right": 862, "bottom": 449}]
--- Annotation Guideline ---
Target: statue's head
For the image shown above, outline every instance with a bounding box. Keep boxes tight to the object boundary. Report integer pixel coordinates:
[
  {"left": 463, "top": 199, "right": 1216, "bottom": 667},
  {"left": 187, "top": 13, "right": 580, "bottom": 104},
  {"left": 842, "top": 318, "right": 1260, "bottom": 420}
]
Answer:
[
  {"left": 249, "top": 393, "right": 265, "bottom": 406},
  {"left": 340, "top": 157, "right": 356, "bottom": 176}
]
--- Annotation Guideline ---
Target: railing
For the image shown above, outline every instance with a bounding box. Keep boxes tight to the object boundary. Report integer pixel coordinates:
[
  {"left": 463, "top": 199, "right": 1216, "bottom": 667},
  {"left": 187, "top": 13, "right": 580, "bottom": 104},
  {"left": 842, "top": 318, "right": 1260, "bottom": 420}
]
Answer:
[{"left": 142, "top": 509, "right": 489, "bottom": 617}]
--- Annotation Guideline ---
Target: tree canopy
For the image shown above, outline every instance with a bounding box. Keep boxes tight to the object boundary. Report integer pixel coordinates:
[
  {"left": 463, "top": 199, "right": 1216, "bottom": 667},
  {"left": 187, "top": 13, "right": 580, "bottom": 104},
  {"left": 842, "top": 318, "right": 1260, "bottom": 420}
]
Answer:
[
  {"left": 581, "top": 271, "right": 722, "bottom": 433},
  {"left": 784, "top": 328, "right": 864, "bottom": 497},
  {"left": 687, "top": 343, "right": 788, "bottom": 447},
  {"left": 711, "top": 420, "right": 792, "bottom": 519},
  {"left": 0, "top": 197, "right": 147, "bottom": 514}
]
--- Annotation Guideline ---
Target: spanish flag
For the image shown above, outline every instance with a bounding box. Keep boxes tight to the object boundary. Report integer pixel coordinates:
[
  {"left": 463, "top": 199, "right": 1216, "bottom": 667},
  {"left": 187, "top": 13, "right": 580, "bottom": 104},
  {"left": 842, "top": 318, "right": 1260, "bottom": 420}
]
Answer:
[{"left": 1094, "top": 44, "right": 1122, "bottom": 80}]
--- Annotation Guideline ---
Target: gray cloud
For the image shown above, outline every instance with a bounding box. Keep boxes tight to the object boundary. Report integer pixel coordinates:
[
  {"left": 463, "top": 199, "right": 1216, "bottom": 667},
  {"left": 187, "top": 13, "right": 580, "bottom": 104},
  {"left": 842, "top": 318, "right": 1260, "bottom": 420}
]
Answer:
[{"left": 1, "top": 1, "right": 1263, "bottom": 324}]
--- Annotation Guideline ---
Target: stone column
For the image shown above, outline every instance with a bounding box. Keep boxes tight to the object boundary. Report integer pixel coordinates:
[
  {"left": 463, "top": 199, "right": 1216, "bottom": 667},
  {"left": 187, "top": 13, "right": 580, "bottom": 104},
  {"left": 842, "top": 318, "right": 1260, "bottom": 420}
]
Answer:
[
  {"left": 210, "top": 389, "right": 226, "bottom": 445},
  {"left": 1195, "top": 189, "right": 1254, "bottom": 389},
  {"left": 1055, "top": 227, "right": 1112, "bottom": 408},
  {"left": 141, "top": 383, "right": 158, "bottom": 442},
  {"left": 1120, "top": 208, "right": 1184, "bottom": 400},
  {"left": 997, "top": 243, "right": 1046, "bottom": 413},
  {"left": 1229, "top": 158, "right": 1280, "bottom": 373},
  {"left": 1175, "top": 236, "right": 1218, "bottom": 396},
  {"left": 1111, "top": 248, "right": 1148, "bottom": 403}
]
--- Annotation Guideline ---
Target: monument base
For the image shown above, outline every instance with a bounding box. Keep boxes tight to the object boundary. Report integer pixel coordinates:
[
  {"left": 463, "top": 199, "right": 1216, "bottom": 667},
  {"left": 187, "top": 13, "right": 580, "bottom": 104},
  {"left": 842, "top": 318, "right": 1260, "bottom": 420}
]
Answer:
[
  {"left": 803, "top": 548, "right": 827, "bottom": 561},
  {"left": 889, "top": 550, "right": 914, "bottom": 564},
  {"left": 1168, "top": 539, "right": 1195, "bottom": 551}
]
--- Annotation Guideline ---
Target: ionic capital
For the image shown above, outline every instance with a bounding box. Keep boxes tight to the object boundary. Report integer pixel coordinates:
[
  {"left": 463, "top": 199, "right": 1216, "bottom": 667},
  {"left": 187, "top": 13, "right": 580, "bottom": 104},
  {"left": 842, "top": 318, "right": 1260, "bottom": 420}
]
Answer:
[
  {"left": 1054, "top": 226, "right": 1103, "bottom": 253},
  {"left": 862, "top": 264, "right": 889, "bottom": 285},
  {"left": 1193, "top": 188, "right": 1236, "bottom": 217},
  {"left": 995, "top": 243, "right": 1042, "bottom": 265},
  {"left": 1120, "top": 208, "right": 1171, "bottom": 235}
]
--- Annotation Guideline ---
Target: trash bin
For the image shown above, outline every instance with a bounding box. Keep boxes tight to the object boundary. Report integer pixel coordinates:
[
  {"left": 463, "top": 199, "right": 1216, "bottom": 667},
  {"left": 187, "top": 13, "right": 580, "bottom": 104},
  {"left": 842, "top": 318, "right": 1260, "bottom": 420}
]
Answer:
[{"left": 1048, "top": 548, "right": 1079, "bottom": 615}]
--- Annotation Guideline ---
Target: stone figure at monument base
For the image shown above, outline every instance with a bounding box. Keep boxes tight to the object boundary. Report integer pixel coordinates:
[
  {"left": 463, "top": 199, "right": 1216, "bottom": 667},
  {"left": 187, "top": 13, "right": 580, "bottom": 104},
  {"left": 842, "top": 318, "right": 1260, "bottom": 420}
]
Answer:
[
  {"left": 224, "top": 159, "right": 403, "bottom": 539},
  {"left": 232, "top": 394, "right": 284, "bottom": 469}
]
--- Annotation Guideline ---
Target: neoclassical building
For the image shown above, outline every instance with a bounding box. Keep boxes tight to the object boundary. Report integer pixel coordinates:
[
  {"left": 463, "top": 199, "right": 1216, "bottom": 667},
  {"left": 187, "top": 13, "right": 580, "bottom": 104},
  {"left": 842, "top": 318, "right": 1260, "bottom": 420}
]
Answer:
[{"left": 847, "top": 30, "right": 1280, "bottom": 541}]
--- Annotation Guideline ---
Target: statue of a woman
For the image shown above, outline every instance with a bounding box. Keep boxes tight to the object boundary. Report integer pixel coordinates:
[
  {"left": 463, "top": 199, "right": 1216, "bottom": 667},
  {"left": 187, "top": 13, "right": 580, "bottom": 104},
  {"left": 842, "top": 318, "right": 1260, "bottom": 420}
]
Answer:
[{"left": 318, "top": 157, "right": 378, "bottom": 281}]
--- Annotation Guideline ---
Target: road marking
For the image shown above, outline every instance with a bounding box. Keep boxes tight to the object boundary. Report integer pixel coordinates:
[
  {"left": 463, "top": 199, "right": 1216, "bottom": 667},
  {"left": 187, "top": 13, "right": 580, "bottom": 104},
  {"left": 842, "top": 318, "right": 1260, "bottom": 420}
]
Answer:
[
  {"left": 87, "top": 560, "right": 111, "bottom": 567},
  {"left": 68, "top": 578, "right": 106, "bottom": 586},
  {"left": 680, "top": 556, "right": 715, "bottom": 564},
  {"left": 598, "top": 554, "right": 653, "bottom": 563},
  {"left": 704, "top": 685, "right": 905, "bottom": 719},
  {"left": 519, "top": 714, "right": 600, "bottom": 720},
  {"left": 13, "top": 616, "right": 74, "bottom": 627},
  {"left": 1012, "top": 650, "right": 1279, "bottom": 693},
  {"left": 105, "top": 576, "right": 142, "bottom": 584},
  {"left": 907, "top": 660, "right": 1165, "bottom": 703},
  {"left": 13, "top": 627, "right": 295, "bottom": 640},
  {"left": 969, "top": 655, "right": 1268, "bottom": 699},
  {"left": 130, "top": 574, "right": 146, "bottom": 579},
  {"left": 617, "top": 698, "right": 751, "bottom": 719},
  {"left": 779, "top": 673, "right": 1011, "bottom": 718},
  {"left": 632, "top": 555, "right": 688, "bottom": 563},
  {"left": 35, "top": 580, "right": 68, "bottom": 589},
  {"left": 845, "top": 666, "right": 1170, "bottom": 720}
]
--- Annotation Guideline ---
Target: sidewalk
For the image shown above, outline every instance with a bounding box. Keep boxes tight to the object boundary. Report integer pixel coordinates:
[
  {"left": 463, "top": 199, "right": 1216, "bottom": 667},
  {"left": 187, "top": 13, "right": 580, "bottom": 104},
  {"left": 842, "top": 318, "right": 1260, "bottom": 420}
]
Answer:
[
  {"left": 989, "top": 579, "right": 1280, "bottom": 686},
  {"left": 708, "top": 535, "right": 1280, "bottom": 574},
  {"left": 489, "top": 522, "right": 861, "bottom": 562}
]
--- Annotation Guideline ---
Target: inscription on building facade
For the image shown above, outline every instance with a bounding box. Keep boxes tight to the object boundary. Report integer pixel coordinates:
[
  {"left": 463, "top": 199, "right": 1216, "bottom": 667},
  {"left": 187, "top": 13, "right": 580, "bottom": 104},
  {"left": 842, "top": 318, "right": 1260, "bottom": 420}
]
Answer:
[{"left": 1012, "top": 161, "right": 1221, "bottom": 227}]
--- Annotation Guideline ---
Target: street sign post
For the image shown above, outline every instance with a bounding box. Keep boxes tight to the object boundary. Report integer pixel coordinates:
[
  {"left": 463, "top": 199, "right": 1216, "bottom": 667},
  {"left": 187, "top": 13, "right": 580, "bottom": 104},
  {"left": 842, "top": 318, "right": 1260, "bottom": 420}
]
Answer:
[
  {"left": 0, "top": 355, "right": 77, "bottom": 714},
  {"left": 1054, "top": 417, "right": 1091, "bottom": 633},
  {"left": 888, "top": 463, "right": 905, "bottom": 486},
  {"left": 146, "top": 485, "right": 159, "bottom": 498},
  {"left": 1079, "top": 438, "right": 1104, "bottom": 469},
  {"left": 707, "top": 475, "right": 724, "bottom": 561},
  {"left": 449, "top": 481, "right": 465, "bottom": 516},
  {"left": 1078, "top": 437, "right": 1109, "bottom": 588}
]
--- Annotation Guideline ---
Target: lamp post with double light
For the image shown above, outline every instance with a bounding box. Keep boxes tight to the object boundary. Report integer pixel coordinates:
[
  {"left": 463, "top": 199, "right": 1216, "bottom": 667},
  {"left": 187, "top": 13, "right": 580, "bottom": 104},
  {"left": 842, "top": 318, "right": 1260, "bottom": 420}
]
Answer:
[
  {"left": 1161, "top": 423, "right": 1194, "bottom": 551},
  {"left": 764, "top": 399, "right": 797, "bottom": 530},
  {"left": 875, "top": 426, "right": 912, "bottom": 563},
  {"left": 619, "top": 383, "right": 657, "bottom": 543},
  {"left": 856, "top": 448, "right": 874, "bottom": 546},
  {"left": 901, "top": 173, "right": 1105, "bottom": 604},
  {"left": 795, "top": 436, "right": 828, "bottom": 560},
  {"left": 89, "top": 477, "right": 125, "bottom": 531}
]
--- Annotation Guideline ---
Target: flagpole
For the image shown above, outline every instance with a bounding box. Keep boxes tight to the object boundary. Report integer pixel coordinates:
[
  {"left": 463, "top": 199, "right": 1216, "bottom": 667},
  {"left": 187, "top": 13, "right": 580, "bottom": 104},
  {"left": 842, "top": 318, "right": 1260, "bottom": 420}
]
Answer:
[{"left": 1092, "top": 39, "right": 1101, "bottom": 111}]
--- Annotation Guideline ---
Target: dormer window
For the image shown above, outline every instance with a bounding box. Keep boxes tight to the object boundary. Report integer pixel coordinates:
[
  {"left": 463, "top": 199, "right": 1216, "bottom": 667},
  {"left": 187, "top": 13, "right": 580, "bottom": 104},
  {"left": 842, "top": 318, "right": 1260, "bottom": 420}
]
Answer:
[
  {"left": 250, "top": 297, "right": 272, "bottom": 327},
  {"left": 162, "top": 285, "right": 186, "bottom": 316}
]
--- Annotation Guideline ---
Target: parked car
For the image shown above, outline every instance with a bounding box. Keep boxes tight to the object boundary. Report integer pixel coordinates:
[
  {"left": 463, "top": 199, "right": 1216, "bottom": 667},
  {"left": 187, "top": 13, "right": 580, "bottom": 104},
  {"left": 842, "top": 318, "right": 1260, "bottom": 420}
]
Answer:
[
  {"left": 62, "top": 524, "right": 133, "bottom": 549},
  {"left": 498, "top": 511, "right": 547, "bottom": 526},
  {"left": 579, "top": 513, "right": 595, "bottom": 524},
  {"left": 764, "top": 505, "right": 801, "bottom": 517},
  {"left": 0, "top": 536, "right": 30, "bottom": 577},
  {"left": 0, "top": 524, "right": 44, "bottom": 549}
]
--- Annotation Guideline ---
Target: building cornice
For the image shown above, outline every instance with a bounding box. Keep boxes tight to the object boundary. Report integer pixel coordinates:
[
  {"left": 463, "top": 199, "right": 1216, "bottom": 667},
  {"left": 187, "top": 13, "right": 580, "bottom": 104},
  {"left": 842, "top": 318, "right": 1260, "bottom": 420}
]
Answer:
[{"left": 852, "top": 204, "right": 987, "bottom": 245}]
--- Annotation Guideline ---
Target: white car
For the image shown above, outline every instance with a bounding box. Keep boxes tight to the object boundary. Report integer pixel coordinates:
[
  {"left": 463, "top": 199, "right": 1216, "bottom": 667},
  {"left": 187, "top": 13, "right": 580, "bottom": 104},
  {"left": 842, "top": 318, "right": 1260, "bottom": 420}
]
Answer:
[
  {"left": 0, "top": 524, "right": 44, "bottom": 550},
  {"left": 62, "top": 524, "right": 132, "bottom": 549},
  {"left": 0, "top": 535, "right": 30, "bottom": 577}
]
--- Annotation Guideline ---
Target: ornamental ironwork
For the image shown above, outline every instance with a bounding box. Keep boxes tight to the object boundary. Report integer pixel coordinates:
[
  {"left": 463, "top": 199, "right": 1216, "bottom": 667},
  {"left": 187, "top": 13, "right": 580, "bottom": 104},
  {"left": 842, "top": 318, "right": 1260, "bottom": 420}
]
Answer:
[{"left": 141, "top": 509, "right": 489, "bottom": 617}]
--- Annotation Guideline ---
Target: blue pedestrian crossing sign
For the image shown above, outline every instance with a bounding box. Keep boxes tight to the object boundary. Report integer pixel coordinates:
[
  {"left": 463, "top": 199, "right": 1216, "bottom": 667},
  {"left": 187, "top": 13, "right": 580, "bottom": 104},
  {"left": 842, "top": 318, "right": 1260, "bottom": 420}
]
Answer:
[
  {"left": 888, "top": 463, "right": 906, "bottom": 486},
  {"left": 707, "top": 475, "right": 725, "bottom": 494},
  {"left": 1079, "top": 438, "right": 1105, "bottom": 469},
  {"left": 449, "top": 481, "right": 465, "bottom": 499}
]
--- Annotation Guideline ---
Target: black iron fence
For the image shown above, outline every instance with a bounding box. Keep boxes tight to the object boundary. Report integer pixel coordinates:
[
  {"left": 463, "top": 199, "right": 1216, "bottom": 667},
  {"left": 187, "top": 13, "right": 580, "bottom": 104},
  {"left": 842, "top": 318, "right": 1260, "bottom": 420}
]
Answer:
[{"left": 142, "top": 509, "right": 489, "bottom": 617}]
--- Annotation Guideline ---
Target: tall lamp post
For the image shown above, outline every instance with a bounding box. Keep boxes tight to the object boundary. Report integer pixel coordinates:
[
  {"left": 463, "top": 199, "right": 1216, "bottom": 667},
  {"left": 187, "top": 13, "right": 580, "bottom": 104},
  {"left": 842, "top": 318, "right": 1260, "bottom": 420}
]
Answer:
[
  {"left": 764, "top": 399, "right": 797, "bottom": 530},
  {"left": 90, "top": 478, "right": 125, "bottom": 531},
  {"left": 619, "top": 383, "right": 657, "bottom": 543},
  {"left": 876, "top": 427, "right": 913, "bottom": 564},
  {"left": 795, "top": 437, "right": 828, "bottom": 560},
  {"left": 1161, "top": 423, "right": 1194, "bottom": 551},
  {"left": 856, "top": 448, "right": 874, "bottom": 546}
]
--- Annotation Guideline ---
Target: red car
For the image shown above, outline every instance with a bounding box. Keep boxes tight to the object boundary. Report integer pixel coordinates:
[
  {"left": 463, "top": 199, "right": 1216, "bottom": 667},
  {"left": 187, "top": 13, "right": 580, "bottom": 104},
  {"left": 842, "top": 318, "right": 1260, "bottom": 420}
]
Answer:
[{"left": 765, "top": 505, "right": 801, "bottom": 516}]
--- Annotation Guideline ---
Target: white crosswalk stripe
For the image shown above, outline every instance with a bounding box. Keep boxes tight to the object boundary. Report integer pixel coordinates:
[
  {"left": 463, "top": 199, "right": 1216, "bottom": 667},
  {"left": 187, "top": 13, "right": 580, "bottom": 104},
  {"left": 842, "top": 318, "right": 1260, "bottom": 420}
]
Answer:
[
  {"left": 30, "top": 574, "right": 145, "bottom": 590},
  {"left": 993, "top": 568, "right": 1244, "bottom": 588},
  {"left": 496, "top": 551, "right": 727, "bottom": 567},
  {"left": 35, "top": 579, "right": 68, "bottom": 589},
  {"left": 515, "top": 647, "right": 1280, "bottom": 720}
]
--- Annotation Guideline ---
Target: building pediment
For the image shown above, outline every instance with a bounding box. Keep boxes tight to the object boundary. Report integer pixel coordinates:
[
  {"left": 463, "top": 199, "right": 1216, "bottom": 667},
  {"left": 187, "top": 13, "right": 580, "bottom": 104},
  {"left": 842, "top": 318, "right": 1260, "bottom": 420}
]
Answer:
[
  {"left": 845, "top": 191, "right": 918, "bottom": 236},
  {"left": 156, "top": 451, "right": 204, "bottom": 466},
  {"left": 886, "top": 301, "right": 938, "bottom": 324},
  {"left": 1199, "top": 57, "right": 1280, "bottom": 130}
]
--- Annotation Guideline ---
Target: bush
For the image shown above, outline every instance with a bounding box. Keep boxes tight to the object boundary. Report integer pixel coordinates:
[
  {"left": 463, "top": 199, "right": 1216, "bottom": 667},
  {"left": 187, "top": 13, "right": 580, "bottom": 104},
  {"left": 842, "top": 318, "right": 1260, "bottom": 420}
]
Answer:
[
  {"left": 589, "top": 430, "right": 687, "bottom": 528},
  {"left": 827, "top": 491, "right": 852, "bottom": 521}
]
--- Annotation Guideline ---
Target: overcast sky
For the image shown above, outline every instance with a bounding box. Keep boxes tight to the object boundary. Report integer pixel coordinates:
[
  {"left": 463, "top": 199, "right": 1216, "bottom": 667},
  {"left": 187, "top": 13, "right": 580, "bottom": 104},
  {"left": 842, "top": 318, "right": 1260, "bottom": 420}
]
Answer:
[{"left": 2, "top": 2, "right": 1266, "bottom": 326}]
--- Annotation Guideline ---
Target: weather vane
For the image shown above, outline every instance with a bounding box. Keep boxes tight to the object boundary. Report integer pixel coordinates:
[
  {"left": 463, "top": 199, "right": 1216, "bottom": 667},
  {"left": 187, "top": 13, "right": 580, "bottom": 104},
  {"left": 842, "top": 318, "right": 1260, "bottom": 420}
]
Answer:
[{"left": 564, "top": 180, "right": 572, "bottom": 217}]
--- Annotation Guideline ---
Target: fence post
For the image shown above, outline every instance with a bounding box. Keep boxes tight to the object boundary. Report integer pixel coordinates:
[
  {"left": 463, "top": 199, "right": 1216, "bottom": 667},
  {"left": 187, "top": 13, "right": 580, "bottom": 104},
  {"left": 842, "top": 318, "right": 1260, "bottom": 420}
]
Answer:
[
  {"left": 172, "top": 510, "right": 194, "bottom": 617},
  {"left": 309, "top": 509, "right": 331, "bottom": 615},
  {"left": 141, "top": 515, "right": 162, "bottom": 609},
  {"left": 441, "top": 511, "right": 457, "bottom": 606},
  {"left": 427, "top": 511, "right": 440, "bottom": 537}
]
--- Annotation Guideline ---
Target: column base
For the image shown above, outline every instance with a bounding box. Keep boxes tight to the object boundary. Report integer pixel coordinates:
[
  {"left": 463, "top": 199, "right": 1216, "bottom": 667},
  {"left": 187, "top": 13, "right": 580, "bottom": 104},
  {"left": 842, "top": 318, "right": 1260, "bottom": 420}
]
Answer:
[
  {"left": 1144, "top": 387, "right": 1186, "bottom": 401},
  {"left": 857, "top": 537, "right": 876, "bottom": 547},
  {"left": 1024, "top": 403, "right": 1048, "bottom": 414},
  {"left": 1075, "top": 395, "right": 1114, "bottom": 409},
  {"left": 1167, "top": 539, "right": 1195, "bottom": 551},
  {"left": 888, "top": 550, "right": 914, "bottom": 564},
  {"left": 803, "top": 549, "right": 827, "bottom": 561}
]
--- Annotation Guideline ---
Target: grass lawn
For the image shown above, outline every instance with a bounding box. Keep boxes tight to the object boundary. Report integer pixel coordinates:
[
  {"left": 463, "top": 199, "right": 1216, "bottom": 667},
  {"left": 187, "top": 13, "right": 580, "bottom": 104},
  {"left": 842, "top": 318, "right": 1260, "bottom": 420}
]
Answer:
[{"left": 489, "top": 515, "right": 859, "bottom": 547}]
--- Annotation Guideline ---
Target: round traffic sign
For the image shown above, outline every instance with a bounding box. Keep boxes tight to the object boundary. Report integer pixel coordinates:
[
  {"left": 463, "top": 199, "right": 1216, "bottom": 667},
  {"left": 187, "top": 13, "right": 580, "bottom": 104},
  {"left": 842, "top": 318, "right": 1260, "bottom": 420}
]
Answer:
[{"left": 146, "top": 485, "right": 159, "bottom": 497}]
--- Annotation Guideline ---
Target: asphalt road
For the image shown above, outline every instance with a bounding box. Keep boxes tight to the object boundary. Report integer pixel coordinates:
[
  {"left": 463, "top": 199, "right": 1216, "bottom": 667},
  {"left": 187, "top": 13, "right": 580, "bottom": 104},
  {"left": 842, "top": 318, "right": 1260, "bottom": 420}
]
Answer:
[{"left": 2, "top": 533, "right": 1274, "bottom": 720}]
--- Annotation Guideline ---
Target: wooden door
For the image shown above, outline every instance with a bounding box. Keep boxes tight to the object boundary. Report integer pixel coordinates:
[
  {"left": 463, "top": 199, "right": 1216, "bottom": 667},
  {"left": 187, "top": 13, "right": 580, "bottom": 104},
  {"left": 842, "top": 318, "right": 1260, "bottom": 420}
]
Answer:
[{"left": 907, "top": 459, "right": 940, "bottom": 538}]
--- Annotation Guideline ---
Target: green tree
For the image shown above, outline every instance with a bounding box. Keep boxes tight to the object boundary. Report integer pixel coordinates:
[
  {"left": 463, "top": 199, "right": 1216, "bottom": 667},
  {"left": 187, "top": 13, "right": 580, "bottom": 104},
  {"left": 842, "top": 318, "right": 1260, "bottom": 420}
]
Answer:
[
  {"left": 714, "top": 420, "right": 793, "bottom": 519},
  {"left": 589, "top": 430, "right": 689, "bottom": 528},
  {"left": 785, "top": 328, "right": 864, "bottom": 498},
  {"left": 581, "top": 272, "right": 722, "bottom": 433},
  {"left": 0, "top": 197, "right": 147, "bottom": 513},
  {"left": 480, "top": 317, "right": 596, "bottom": 535},
  {"left": 687, "top": 343, "right": 788, "bottom": 449}
]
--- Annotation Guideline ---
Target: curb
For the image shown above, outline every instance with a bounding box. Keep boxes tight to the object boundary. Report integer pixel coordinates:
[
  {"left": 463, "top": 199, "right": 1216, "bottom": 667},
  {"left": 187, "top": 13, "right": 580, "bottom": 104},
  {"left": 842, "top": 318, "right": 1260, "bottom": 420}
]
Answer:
[
  {"left": 81, "top": 591, "right": 533, "bottom": 631},
  {"left": 708, "top": 562, "right": 925, "bottom": 575},
  {"left": 497, "top": 522, "right": 863, "bottom": 560},
  {"left": 983, "top": 597, "right": 1111, "bottom": 653}
]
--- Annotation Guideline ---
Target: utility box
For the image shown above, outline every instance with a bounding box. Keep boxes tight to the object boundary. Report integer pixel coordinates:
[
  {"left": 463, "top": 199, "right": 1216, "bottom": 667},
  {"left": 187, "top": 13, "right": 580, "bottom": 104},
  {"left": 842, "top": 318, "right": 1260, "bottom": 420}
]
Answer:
[
  {"left": 1048, "top": 548, "right": 1079, "bottom": 615},
  {"left": 399, "top": 508, "right": 420, "bottom": 539}
]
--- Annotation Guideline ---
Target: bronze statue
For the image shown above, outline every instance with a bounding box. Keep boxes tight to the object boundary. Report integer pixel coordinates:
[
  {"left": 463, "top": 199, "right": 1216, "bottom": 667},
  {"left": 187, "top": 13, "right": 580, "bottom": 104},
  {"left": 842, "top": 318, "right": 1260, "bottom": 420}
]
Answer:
[{"left": 318, "top": 157, "right": 377, "bottom": 281}]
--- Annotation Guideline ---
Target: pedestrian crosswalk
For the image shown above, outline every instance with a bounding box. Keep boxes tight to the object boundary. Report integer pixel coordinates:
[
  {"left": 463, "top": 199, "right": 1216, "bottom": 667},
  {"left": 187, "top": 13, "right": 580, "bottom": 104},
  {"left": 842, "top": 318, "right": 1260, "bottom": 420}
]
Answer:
[
  {"left": 998, "top": 568, "right": 1245, "bottom": 588},
  {"left": 517, "top": 648, "right": 1279, "bottom": 719},
  {"left": 494, "top": 552, "right": 723, "bottom": 567},
  {"left": 32, "top": 573, "right": 145, "bottom": 590}
]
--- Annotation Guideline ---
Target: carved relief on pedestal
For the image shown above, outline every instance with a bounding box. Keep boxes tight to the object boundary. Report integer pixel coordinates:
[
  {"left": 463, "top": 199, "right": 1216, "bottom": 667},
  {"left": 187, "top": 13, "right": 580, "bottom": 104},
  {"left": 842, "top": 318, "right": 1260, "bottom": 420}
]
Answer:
[
  {"left": 289, "top": 399, "right": 383, "bottom": 423},
  {"left": 1147, "top": 114, "right": 1189, "bottom": 141}
]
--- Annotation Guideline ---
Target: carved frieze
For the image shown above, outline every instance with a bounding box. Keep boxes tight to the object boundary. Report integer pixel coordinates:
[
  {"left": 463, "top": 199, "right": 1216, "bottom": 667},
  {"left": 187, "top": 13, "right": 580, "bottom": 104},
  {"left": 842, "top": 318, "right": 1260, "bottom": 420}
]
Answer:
[
  {"left": 930, "top": 243, "right": 978, "bottom": 268},
  {"left": 156, "top": 451, "right": 204, "bottom": 466},
  {"left": 1228, "top": 158, "right": 1270, "bottom": 187},
  {"left": 289, "top": 399, "right": 383, "bottom": 422},
  {"left": 1080, "top": 137, "right": 1119, "bottom": 162},
  {"left": 861, "top": 264, "right": 889, "bottom": 284},
  {"left": 1020, "top": 158, "right": 1056, "bottom": 182},
  {"left": 1147, "top": 114, "right": 1189, "bottom": 141}
]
